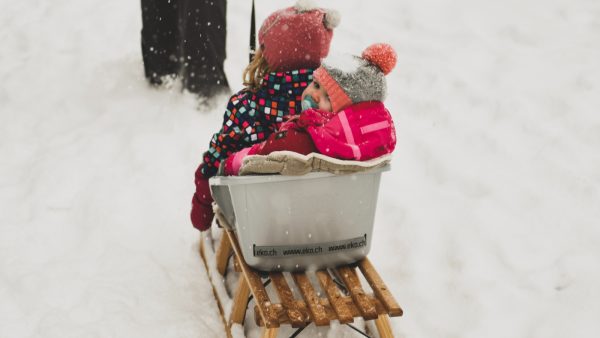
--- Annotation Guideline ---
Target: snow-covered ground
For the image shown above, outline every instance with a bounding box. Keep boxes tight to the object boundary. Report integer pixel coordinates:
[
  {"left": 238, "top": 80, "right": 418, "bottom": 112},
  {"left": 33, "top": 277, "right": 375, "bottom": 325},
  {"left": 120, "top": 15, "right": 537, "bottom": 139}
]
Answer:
[{"left": 2, "top": 0, "right": 600, "bottom": 337}]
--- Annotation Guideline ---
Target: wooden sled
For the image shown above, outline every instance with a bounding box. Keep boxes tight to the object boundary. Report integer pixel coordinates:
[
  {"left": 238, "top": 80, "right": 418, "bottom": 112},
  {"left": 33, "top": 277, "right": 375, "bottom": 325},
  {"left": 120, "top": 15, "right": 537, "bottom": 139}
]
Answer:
[{"left": 200, "top": 226, "right": 403, "bottom": 338}]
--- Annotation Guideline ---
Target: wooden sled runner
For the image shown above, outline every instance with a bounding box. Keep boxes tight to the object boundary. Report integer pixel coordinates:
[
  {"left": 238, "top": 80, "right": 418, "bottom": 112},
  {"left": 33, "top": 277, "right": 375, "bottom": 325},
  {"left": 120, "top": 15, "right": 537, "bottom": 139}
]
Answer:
[{"left": 200, "top": 227, "right": 403, "bottom": 338}]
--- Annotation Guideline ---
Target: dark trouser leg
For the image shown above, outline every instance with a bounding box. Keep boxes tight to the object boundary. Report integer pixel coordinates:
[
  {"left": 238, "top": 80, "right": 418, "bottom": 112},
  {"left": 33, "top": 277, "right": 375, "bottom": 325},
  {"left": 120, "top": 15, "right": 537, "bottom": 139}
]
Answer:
[
  {"left": 141, "top": 0, "right": 180, "bottom": 85},
  {"left": 178, "top": 0, "right": 229, "bottom": 96}
]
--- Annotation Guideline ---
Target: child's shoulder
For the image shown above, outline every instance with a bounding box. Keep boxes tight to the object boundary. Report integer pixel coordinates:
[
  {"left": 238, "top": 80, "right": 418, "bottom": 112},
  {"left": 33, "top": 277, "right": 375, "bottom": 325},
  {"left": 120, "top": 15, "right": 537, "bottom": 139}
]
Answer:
[
  {"left": 344, "top": 101, "right": 388, "bottom": 115},
  {"left": 340, "top": 101, "right": 394, "bottom": 126},
  {"left": 224, "top": 88, "right": 255, "bottom": 107}
]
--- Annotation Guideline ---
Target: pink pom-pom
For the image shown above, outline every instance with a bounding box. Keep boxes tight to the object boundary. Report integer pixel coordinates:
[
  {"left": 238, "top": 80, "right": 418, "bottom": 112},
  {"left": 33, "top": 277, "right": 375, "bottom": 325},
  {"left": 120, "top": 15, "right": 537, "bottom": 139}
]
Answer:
[{"left": 361, "top": 43, "right": 397, "bottom": 75}]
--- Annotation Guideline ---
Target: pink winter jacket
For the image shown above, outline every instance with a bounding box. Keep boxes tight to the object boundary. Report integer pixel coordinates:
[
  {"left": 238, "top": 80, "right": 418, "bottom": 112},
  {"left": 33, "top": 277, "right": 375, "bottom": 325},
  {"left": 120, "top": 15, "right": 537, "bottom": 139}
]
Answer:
[
  {"left": 224, "top": 101, "right": 396, "bottom": 175},
  {"left": 302, "top": 101, "right": 396, "bottom": 161}
]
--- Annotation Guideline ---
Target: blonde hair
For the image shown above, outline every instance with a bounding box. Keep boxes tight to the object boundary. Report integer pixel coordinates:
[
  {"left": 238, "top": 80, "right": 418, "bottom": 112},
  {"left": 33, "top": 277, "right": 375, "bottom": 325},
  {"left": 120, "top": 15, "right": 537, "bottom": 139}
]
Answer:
[{"left": 243, "top": 48, "right": 270, "bottom": 91}]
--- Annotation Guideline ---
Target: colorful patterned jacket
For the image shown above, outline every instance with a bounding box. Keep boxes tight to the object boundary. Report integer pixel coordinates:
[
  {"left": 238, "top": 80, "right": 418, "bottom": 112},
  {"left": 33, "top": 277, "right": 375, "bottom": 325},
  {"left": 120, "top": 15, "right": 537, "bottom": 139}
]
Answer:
[{"left": 197, "top": 69, "right": 314, "bottom": 178}]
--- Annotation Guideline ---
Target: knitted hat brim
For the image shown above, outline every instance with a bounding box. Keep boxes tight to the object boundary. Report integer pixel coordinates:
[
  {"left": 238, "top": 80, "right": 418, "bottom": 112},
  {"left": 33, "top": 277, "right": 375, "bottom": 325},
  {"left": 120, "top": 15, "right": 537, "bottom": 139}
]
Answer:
[{"left": 314, "top": 67, "right": 352, "bottom": 113}]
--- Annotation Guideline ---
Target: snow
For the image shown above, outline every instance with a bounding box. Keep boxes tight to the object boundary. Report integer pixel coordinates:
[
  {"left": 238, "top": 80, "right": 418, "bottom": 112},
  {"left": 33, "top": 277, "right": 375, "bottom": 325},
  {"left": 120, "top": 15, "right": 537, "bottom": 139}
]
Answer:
[
  {"left": 322, "top": 54, "right": 363, "bottom": 75},
  {"left": 1, "top": 0, "right": 600, "bottom": 337}
]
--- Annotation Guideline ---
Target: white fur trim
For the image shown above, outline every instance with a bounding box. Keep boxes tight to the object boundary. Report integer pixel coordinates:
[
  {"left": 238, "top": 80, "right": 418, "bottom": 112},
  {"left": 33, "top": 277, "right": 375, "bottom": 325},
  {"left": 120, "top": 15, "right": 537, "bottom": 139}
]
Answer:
[
  {"left": 243, "top": 151, "right": 392, "bottom": 171},
  {"left": 294, "top": 0, "right": 318, "bottom": 12},
  {"left": 323, "top": 9, "right": 341, "bottom": 29}
]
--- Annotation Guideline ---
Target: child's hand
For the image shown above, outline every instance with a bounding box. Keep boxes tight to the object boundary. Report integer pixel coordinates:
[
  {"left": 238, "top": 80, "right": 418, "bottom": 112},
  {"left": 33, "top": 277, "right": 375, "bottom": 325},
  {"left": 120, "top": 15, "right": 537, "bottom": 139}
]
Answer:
[
  {"left": 190, "top": 174, "right": 214, "bottom": 231},
  {"left": 223, "top": 145, "right": 259, "bottom": 176}
]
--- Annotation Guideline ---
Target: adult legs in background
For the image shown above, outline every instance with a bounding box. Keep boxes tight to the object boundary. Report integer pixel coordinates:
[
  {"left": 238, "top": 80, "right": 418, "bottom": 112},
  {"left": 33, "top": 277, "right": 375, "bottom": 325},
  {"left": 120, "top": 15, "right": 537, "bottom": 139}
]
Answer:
[
  {"left": 140, "top": 0, "right": 230, "bottom": 98},
  {"left": 140, "top": 0, "right": 180, "bottom": 85},
  {"left": 178, "top": 0, "right": 230, "bottom": 97}
]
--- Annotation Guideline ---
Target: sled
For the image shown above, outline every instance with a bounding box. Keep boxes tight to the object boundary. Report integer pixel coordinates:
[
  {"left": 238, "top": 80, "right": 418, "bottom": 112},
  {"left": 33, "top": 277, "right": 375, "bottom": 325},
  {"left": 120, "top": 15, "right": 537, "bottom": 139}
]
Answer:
[
  {"left": 200, "top": 155, "right": 402, "bottom": 337},
  {"left": 200, "top": 227, "right": 403, "bottom": 338}
]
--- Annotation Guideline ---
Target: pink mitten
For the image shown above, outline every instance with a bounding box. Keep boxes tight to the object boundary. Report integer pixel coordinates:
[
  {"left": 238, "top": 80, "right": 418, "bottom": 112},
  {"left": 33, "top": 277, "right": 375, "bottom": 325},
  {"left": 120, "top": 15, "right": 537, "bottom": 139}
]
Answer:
[{"left": 190, "top": 169, "right": 214, "bottom": 231}]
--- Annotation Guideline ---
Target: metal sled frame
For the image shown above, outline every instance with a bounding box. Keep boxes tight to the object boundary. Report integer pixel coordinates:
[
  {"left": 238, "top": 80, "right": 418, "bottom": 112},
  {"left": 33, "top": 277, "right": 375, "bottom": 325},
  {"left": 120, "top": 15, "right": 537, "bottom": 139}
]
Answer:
[{"left": 200, "top": 226, "right": 403, "bottom": 338}]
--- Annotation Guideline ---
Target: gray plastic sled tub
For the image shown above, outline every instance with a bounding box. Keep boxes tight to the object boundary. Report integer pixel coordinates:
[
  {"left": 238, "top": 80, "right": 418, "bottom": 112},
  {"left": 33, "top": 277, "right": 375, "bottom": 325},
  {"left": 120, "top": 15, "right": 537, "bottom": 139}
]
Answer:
[{"left": 209, "top": 166, "right": 389, "bottom": 271}]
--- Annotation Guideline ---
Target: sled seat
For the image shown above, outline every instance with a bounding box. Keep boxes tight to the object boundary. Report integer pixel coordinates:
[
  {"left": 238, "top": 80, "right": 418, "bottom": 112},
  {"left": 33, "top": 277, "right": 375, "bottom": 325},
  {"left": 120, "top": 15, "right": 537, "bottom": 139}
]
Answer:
[
  {"left": 201, "top": 228, "right": 403, "bottom": 338},
  {"left": 209, "top": 152, "right": 391, "bottom": 271}
]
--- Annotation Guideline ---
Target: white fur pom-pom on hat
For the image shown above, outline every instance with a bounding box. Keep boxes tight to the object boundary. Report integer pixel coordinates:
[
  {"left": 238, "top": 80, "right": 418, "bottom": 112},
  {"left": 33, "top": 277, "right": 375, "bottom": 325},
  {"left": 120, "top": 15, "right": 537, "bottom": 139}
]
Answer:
[
  {"left": 323, "top": 9, "right": 341, "bottom": 29},
  {"left": 294, "top": 0, "right": 319, "bottom": 12},
  {"left": 294, "top": 0, "right": 340, "bottom": 30},
  {"left": 362, "top": 43, "right": 397, "bottom": 75}
]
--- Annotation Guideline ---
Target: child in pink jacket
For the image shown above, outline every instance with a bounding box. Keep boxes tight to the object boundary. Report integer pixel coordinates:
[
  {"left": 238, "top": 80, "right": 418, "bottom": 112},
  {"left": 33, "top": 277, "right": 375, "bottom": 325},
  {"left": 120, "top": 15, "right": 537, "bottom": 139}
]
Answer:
[{"left": 222, "top": 43, "right": 398, "bottom": 176}]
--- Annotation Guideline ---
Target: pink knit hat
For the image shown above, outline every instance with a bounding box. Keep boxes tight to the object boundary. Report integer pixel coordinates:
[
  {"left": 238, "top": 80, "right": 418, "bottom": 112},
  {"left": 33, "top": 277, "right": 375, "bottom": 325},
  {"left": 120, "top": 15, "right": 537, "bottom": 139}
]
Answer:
[
  {"left": 314, "top": 43, "right": 398, "bottom": 113},
  {"left": 258, "top": 0, "right": 340, "bottom": 72}
]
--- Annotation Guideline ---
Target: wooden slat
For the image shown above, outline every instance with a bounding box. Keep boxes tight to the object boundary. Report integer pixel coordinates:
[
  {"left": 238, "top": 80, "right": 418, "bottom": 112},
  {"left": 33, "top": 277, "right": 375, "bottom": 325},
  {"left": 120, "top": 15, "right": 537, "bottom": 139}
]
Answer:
[
  {"left": 254, "top": 295, "right": 388, "bottom": 326},
  {"left": 254, "top": 302, "right": 307, "bottom": 327},
  {"left": 260, "top": 327, "right": 279, "bottom": 338},
  {"left": 358, "top": 258, "right": 403, "bottom": 316},
  {"left": 270, "top": 272, "right": 307, "bottom": 328},
  {"left": 229, "top": 277, "right": 251, "bottom": 326},
  {"left": 226, "top": 230, "right": 279, "bottom": 328},
  {"left": 375, "top": 314, "right": 394, "bottom": 338},
  {"left": 336, "top": 266, "right": 378, "bottom": 320},
  {"left": 332, "top": 296, "right": 386, "bottom": 316},
  {"left": 233, "top": 254, "right": 241, "bottom": 272},
  {"left": 215, "top": 233, "right": 233, "bottom": 276},
  {"left": 292, "top": 272, "right": 330, "bottom": 326},
  {"left": 316, "top": 270, "right": 354, "bottom": 324}
]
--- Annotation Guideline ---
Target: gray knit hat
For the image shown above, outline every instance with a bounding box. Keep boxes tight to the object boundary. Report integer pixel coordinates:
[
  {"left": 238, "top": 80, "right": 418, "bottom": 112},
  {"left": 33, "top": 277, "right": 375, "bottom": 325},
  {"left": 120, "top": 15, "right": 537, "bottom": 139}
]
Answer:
[{"left": 313, "top": 43, "right": 397, "bottom": 113}]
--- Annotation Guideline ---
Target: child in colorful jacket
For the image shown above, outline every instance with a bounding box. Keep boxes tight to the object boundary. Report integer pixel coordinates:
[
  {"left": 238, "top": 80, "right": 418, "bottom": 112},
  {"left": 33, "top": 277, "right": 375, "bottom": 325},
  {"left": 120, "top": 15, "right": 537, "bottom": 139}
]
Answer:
[
  {"left": 222, "top": 43, "right": 398, "bottom": 176},
  {"left": 191, "top": 1, "right": 340, "bottom": 231}
]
